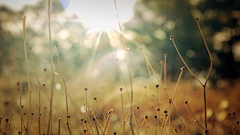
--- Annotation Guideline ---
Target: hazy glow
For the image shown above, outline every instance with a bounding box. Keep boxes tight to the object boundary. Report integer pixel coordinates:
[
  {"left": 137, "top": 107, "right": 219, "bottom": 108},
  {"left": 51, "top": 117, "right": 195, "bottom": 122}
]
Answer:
[
  {"left": 80, "top": 105, "right": 87, "bottom": 113},
  {"left": 116, "top": 50, "right": 125, "bottom": 60},
  {"left": 66, "top": 0, "right": 135, "bottom": 31},
  {"left": 55, "top": 83, "right": 62, "bottom": 91}
]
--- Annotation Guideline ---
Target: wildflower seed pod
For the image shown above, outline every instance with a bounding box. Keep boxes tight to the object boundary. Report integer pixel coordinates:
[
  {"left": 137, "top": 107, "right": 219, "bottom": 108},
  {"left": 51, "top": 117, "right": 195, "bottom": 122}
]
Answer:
[
  {"left": 157, "top": 108, "right": 160, "bottom": 111},
  {"left": 185, "top": 101, "right": 188, "bottom": 104},
  {"left": 92, "top": 118, "right": 95, "bottom": 121},
  {"left": 114, "top": 132, "right": 117, "bottom": 135},
  {"left": 115, "top": 58, "right": 119, "bottom": 61},
  {"left": 164, "top": 53, "right": 167, "bottom": 57},
  {"left": 139, "top": 47, "right": 142, "bottom": 50},
  {"left": 44, "top": 68, "right": 47, "bottom": 71},
  {"left": 43, "top": 83, "right": 46, "bottom": 87},
  {"left": 233, "top": 112, "right": 236, "bottom": 115},
  {"left": 6, "top": 119, "right": 9, "bottom": 122},
  {"left": 145, "top": 115, "right": 148, "bottom": 119},
  {"left": 28, "top": 46, "right": 32, "bottom": 51},
  {"left": 85, "top": 88, "right": 87, "bottom": 91},
  {"left": 169, "top": 35, "right": 174, "bottom": 40},
  {"left": 56, "top": 44, "right": 59, "bottom": 48},
  {"left": 17, "top": 82, "right": 20, "bottom": 85},
  {"left": 120, "top": 88, "right": 123, "bottom": 91},
  {"left": 84, "top": 130, "right": 86, "bottom": 133},
  {"left": 84, "top": 120, "right": 87, "bottom": 123},
  {"left": 18, "top": 131, "right": 21, "bottom": 134},
  {"left": 156, "top": 85, "right": 159, "bottom": 88},
  {"left": 144, "top": 86, "right": 146, "bottom": 88},
  {"left": 195, "top": 17, "right": 199, "bottom": 21},
  {"left": 154, "top": 115, "right": 157, "bottom": 119},
  {"left": 108, "top": 109, "right": 113, "bottom": 114},
  {"left": 165, "top": 114, "right": 168, "bottom": 116},
  {"left": 67, "top": 115, "right": 70, "bottom": 118},
  {"left": 136, "top": 106, "right": 139, "bottom": 109},
  {"left": 31, "top": 113, "right": 34, "bottom": 115},
  {"left": 205, "top": 130, "right": 208, "bottom": 133},
  {"left": 237, "top": 121, "right": 239, "bottom": 124},
  {"left": 164, "top": 110, "right": 167, "bottom": 114},
  {"left": 94, "top": 97, "right": 97, "bottom": 100},
  {"left": 81, "top": 119, "right": 83, "bottom": 122}
]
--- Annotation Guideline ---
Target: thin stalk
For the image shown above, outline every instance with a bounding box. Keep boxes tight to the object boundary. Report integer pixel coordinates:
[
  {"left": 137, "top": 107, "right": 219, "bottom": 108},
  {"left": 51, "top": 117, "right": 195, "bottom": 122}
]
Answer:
[
  {"left": 44, "top": 69, "right": 49, "bottom": 98},
  {"left": 93, "top": 119, "right": 99, "bottom": 135},
  {"left": 29, "top": 48, "right": 41, "bottom": 135},
  {"left": 46, "top": 0, "right": 55, "bottom": 134},
  {"left": 0, "top": 84, "right": 18, "bottom": 125},
  {"left": 116, "top": 59, "right": 130, "bottom": 101},
  {"left": 20, "top": 82, "right": 23, "bottom": 135},
  {"left": 89, "top": 110, "right": 104, "bottom": 133},
  {"left": 170, "top": 37, "right": 203, "bottom": 85},
  {"left": 85, "top": 88, "right": 89, "bottom": 128},
  {"left": 171, "top": 101, "right": 191, "bottom": 135},
  {"left": 185, "top": 102, "right": 205, "bottom": 130},
  {"left": 137, "top": 109, "right": 154, "bottom": 134},
  {"left": 22, "top": 16, "right": 32, "bottom": 134},
  {"left": 28, "top": 113, "right": 34, "bottom": 134},
  {"left": 172, "top": 67, "right": 184, "bottom": 102},
  {"left": 43, "top": 86, "right": 50, "bottom": 103},
  {"left": 196, "top": 19, "right": 213, "bottom": 132},
  {"left": 156, "top": 86, "right": 159, "bottom": 107},
  {"left": 140, "top": 48, "right": 170, "bottom": 98},
  {"left": 120, "top": 89, "right": 125, "bottom": 135},
  {"left": 163, "top": 53, "right": 167, "bottom": 89},
  {"left": 113, "top": 1, "right": 134, "bottom": 134},
  {"left": 103, "top": 109, "right": 113, "bottom": 134},
  {"left": 58, "top": 118, "right": 61, "bottom": 135},
  {"left": 56, "top": 46, "right": 71, "bottom": 133},
  {"left": 0, "top": 129, "right": 3, "bottom": 135},
  {"left": 94, "top": 98, "right": 106, "bottom": 122},
  {"left": 161, "top": 115, "right": 168, "bottom": 135},
  {"left": 7, "top": 113, "right": 13, "bottom": 135}
]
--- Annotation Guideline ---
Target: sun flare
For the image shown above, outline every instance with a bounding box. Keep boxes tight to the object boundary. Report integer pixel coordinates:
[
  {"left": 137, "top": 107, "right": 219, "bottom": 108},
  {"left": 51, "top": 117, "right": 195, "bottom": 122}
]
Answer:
[{"left": 65, "top": 0, "right": 135, "bottom": 31}]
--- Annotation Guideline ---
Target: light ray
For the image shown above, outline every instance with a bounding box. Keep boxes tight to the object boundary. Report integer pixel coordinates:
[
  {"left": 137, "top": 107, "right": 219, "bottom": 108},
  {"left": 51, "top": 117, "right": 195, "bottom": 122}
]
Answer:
[{"left": 85, "top": 30, "right": 103, "bottom": 77}]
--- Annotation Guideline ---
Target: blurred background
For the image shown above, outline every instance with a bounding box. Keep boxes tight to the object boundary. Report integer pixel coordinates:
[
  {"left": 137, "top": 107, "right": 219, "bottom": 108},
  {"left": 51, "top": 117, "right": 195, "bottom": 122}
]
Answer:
[
  {"left": 0, "top": 0, "right": 240, "bottom": 134},
  {"left": 0, "top": 0, "right": 240, "bottom": 88}
]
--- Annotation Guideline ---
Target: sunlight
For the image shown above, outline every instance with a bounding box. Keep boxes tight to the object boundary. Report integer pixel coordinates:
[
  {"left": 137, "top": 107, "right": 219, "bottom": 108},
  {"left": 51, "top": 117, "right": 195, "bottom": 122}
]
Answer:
[{"left": 65, "top": 0, "right": 135, "bottom": 31}]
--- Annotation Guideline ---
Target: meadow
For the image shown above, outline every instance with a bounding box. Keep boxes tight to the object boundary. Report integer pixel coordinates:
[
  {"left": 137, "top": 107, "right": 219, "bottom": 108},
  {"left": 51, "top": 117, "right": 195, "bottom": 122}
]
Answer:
[{"left": 0, "top": 0, "right": 240, "bottom": 135}]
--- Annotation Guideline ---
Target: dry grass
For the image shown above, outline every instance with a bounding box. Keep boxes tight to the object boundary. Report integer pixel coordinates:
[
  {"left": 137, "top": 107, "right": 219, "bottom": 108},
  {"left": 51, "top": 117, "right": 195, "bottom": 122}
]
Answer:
[{"left": 0, "top": 1, "right": 240, "bottom": 135}]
